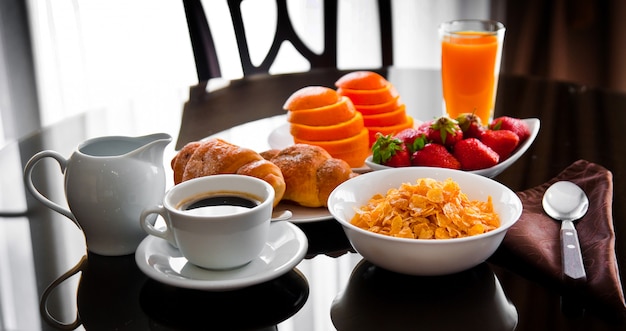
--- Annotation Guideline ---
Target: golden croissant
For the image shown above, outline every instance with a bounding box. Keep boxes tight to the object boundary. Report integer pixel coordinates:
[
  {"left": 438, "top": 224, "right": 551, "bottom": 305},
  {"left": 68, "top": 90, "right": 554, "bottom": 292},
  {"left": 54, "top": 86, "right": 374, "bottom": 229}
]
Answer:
[
  {"left": 262, "top": 144, "right": 357, "bottom": 207},
  {"left": 171, "top": 138, "right": 286, "bottom": 207}
]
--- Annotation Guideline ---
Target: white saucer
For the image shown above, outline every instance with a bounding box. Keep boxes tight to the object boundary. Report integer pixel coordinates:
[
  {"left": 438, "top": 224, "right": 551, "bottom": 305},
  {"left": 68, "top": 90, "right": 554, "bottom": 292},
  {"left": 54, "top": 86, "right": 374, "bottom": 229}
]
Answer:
[{"left": 135, "top": 222, "right": 308, "bottom": 291}]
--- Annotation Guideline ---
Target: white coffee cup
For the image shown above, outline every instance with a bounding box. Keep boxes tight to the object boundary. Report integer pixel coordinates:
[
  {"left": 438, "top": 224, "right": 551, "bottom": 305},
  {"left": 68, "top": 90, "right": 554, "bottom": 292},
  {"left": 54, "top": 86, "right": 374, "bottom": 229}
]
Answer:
[{"left": 140, "top": 175, "right": 274, "bottom": 270}]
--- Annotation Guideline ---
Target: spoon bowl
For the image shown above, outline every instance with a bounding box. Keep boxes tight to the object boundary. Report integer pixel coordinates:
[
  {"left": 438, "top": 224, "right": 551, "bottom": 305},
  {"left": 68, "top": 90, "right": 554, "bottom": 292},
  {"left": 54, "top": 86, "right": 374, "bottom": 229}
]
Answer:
[
  {"left": 542, "top": 181, "right": 589, "bottom": 222},
  {"left": 542, "top": 181, "right": 588, "bottom": 281}
]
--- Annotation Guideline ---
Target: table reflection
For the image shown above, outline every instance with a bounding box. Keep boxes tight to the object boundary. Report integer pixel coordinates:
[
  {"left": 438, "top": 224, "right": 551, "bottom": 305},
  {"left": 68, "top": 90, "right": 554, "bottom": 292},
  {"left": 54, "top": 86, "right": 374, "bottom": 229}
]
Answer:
[
  {"left": 140, "top": 269, "right": 309, "bottom": 330},
  {"left": 331, "top": 260, "right": 518, "bottom": 331},
  {"left": 40, "top": 253, "right": 148, "bottom": 330},
  {"left": 39, "top": 252, "right": 310, "bottom": 331}
]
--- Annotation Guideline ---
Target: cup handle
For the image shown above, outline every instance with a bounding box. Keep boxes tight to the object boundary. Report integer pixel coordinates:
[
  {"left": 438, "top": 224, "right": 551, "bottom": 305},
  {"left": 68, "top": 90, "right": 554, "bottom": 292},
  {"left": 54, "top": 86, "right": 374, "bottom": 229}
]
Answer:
[
  {"left": 140, "top": 206, "right": 176, "bottom": 246},
  {"left": 23, "top": 150, "right": 78, "bottom": 227},
  {"left": 39, "top": 255, "right": 86, "bottom": 330}
]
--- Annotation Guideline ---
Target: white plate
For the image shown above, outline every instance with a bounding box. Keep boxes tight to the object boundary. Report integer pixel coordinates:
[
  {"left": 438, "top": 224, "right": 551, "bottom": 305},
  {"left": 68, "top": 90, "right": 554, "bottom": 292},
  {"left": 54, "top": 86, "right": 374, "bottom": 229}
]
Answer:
[
  {"left": 267, "top": 122, "right": 294, "bottom": 150},
  {"left": 365, "top": 118, "right": 540, "bottom": 178},
  {"left": 135, "top": 222, "right": 308, "bottom": 291},
  {"left": 273, "top": 202, "right": 332, "bottom": 223}
]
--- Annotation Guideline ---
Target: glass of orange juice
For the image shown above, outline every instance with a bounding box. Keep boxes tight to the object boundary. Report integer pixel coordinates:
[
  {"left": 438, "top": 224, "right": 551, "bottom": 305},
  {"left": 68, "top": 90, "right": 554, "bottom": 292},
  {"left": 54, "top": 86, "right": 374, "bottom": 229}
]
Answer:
[{"left": 439, "top": 20, "right": 505, "bottom": 126}]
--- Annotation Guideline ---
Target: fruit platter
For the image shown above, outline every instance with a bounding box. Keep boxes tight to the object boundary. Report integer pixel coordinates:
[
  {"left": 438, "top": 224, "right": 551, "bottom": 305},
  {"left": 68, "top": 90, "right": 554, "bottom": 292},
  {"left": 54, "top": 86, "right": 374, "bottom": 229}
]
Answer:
[
  {"left": 274, "top": 70, "right": 539, "bottom": 178},
  {"left": 365, "top": 115, "right": 540, "bottom": 178}
]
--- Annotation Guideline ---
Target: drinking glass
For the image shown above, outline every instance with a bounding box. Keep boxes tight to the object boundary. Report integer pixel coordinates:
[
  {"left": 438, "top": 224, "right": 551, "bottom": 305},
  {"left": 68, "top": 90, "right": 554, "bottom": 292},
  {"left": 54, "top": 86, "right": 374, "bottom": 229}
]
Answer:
[{"left": 439, "top": 20, "right": 505, "bottom": 125}]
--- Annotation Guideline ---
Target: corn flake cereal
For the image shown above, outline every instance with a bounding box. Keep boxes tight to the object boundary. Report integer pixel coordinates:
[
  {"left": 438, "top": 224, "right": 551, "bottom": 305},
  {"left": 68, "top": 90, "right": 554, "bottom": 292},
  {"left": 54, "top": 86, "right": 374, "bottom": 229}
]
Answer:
[{"left": 350, "top": 178, "right": 499, "bottom": 239}]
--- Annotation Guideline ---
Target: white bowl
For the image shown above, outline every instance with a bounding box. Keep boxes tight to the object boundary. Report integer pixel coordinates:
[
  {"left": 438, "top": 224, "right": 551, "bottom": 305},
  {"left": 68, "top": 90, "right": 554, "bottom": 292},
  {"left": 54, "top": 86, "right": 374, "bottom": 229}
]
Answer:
[
  {"left": 327, "top": 167, "right": 523, "bottom": 275},
  {"left": 365, "top": 118, "right": 540, "bottom": 178}
]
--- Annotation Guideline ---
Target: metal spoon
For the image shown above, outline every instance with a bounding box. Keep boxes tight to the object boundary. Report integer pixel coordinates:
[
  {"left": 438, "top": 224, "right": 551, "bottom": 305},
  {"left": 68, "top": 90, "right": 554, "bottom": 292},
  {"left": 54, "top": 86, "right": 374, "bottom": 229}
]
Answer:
[{"left": 542, "top": 181, "right": 589, "bottom": 281}]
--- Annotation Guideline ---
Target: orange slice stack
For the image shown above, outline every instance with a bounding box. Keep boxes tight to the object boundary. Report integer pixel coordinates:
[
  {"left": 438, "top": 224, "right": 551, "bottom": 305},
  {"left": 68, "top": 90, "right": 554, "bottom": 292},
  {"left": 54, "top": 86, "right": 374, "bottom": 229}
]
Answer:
[
  {"left": 335, "top": 71, "right": 414, "bottom": 146},
  {"left": 283, "top": 86, "right": 370, "bottom": 167}
]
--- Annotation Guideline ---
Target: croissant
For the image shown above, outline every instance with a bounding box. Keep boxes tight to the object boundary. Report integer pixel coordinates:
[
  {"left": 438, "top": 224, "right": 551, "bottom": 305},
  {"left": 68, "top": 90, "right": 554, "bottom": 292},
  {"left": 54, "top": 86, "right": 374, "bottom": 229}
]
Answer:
[
  {"left": 171, "top": 138, "right": 286, "bottom": 207},
  {"left": 264, "top": 144, "right": 357, "bottom": 207}
]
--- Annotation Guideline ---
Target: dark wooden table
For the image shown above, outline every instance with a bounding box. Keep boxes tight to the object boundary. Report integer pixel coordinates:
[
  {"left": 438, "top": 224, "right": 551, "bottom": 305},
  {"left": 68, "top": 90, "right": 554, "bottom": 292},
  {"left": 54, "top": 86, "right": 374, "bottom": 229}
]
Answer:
[{"left": 1, "top": 68, "right": 624, "bottom": 330}]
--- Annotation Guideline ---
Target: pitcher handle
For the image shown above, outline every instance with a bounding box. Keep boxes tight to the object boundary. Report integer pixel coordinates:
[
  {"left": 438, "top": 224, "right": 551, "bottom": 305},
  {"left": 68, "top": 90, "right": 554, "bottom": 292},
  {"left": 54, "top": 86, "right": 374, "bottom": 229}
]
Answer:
[
  {"left": 140, "top": 206, "right": 176, "bottom": 246},
  {"left": 23, "top": 150, "right": 78, "bottom": 227},
  {"left": 39, "top": 255, "right": 86, "bottom": 330}
]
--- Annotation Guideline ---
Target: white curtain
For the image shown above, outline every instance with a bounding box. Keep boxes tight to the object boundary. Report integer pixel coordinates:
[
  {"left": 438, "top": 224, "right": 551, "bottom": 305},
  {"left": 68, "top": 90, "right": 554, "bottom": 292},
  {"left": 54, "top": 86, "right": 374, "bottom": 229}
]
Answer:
[{"left": 26, "top": 0, "right": 197, "bottom": 129}]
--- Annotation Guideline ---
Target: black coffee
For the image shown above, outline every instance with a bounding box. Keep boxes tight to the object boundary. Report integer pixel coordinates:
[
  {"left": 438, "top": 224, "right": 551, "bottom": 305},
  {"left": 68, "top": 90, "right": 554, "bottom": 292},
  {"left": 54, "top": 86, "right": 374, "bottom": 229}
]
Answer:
[
  {"left": 176, "top": 191, "right": 262, "bottom": 216},
  {"left": 183, "top": 195, "right": 259, "bottom": 210}
]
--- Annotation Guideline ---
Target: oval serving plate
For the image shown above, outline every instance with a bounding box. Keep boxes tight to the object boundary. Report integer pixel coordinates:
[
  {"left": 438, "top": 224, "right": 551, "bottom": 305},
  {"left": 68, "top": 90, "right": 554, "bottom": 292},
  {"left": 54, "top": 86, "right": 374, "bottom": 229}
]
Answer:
[{"left": 273, "top": 201, "right": 333, "bottom": 223}]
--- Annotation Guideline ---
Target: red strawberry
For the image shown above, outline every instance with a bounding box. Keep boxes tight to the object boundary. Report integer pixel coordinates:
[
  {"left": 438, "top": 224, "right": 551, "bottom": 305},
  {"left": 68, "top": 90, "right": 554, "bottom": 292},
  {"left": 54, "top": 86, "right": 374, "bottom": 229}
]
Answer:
[
  {"left": 456, "top": 113, "right": 486, "bottom": 139},
  {"left": 416, "top": 119, "right": 434, "bottom": 131},
  {"left": 394, "top": 128, "right": 427, "bottom": 153},
  {"left": 371, "top": 133, "right": 411, "bottom": 167},
  {"left": 490, "top": 116, "right": 530, "bottom": 142},
  {"left": 426, "top": 116, "right": 463, "bottom": 148},
  {"left": 453, "top": 138, "right": 499, "bottom": 170},
  {"left": 412, "top": 143, "right": 461, "bottom": 170},
  {"left": 480, "top": 129, "right": 520, "bottom": 159}
]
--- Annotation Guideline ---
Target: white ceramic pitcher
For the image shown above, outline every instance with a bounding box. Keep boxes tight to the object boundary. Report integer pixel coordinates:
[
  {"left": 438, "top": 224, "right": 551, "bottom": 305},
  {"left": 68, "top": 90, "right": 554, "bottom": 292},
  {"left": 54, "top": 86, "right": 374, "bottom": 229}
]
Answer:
[{"left": 24, "top": 133, "right": 172, "bottom": 256}]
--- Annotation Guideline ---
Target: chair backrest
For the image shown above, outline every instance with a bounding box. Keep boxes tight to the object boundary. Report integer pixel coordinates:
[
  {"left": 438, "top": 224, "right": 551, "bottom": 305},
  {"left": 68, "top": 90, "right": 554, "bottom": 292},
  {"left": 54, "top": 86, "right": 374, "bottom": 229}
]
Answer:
[{"left": 183, "top": 0, "right": 393, "bottom": 81}]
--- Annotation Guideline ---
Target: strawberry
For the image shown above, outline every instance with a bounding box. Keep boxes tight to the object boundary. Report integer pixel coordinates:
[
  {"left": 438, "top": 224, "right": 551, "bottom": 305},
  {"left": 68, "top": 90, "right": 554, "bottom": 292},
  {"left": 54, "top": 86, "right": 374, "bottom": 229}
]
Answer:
[
  {"left": 371, "top": 133, "right": 411, "bottom": 167},
  {"left": 412, "top": 143, "right": 461, "bottom": 170},
  {"left": 490, "top": 116, "right": 530, "bottom": 142},
  {"left": 416, "top": 119, "right": 434, "bottom": 132},
  {"left": 426, "top": 116, "right": 463, "bottom": 148},
  {"left": 480, "top": 129, "right": 520, "bottom": 159},
  {"left": 456, "top": 113, "right": 486, "bottom": 139},
  {"left": 453, "top": 138, "right": 499, "bottom": 170},
  {"left": 394, "top": 128, "right": 427, "bottom": 153}
]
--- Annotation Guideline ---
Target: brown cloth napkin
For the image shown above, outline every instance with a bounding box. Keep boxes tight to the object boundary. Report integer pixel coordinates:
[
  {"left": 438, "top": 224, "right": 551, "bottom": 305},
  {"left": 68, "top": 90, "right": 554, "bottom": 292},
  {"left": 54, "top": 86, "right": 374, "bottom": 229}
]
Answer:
[{"left": 494, "top": 160, "right": 626, "bottom": 319}]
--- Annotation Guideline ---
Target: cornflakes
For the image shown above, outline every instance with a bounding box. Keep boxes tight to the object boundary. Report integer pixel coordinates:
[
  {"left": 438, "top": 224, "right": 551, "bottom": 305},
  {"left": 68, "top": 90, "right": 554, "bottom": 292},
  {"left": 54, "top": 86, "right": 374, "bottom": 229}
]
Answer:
[{"left": 350, "top": 178, "right": 500, "bottom": 239}]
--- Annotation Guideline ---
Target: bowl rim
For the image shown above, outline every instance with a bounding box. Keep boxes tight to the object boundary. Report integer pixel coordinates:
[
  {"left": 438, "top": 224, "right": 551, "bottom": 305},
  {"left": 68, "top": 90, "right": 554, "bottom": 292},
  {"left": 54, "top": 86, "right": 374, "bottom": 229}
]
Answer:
[{"left": 328, "top": 167, "right": 523, "bottom": 244}]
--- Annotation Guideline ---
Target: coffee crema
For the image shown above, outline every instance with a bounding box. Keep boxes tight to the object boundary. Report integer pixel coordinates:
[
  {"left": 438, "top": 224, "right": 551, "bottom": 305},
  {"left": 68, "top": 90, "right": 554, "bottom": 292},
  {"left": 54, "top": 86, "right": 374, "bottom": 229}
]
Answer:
[{"left": 176, "top": 191, "right": 262, "bottom": 217}]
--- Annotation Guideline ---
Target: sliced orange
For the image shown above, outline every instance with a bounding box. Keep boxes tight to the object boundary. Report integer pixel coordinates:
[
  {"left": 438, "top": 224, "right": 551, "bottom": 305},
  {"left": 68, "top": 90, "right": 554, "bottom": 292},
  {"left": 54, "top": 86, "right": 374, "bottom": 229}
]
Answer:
[
  {"left": 283, "top": 86, "right": 339, "bottom": 111},
  {"left": 362, "top": 104, "right": 407, "bottom": 127},
  {"left": 330, "top": 146, "right": 371, "bottom": 168},
  {"left": 335, "top": 71, "right": 388, "bottom": 90},
  {"left": 337, "top": 83, "right": 399, "bottom": 105},
  {"left": 290, "top": 112, "right": 364, "bottom": 141},
  {"left": 287, "top": 97, "right": 356, "bottom": 126},
  {"left": 355, "top": 95, "right": 401, "bottom": 115},
  {"left": 366, "top": 116, "right": 415, "bottom": 146},
  {"left": 294, "top": 128, "right": 369, "bottom": 155}
]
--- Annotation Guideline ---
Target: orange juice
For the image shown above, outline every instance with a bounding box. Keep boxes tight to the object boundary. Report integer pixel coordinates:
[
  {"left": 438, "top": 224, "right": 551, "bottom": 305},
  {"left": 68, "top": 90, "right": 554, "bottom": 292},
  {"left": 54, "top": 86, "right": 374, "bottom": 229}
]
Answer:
[{"left": 440, "top": 21, "right": 505, "bottom": 125}]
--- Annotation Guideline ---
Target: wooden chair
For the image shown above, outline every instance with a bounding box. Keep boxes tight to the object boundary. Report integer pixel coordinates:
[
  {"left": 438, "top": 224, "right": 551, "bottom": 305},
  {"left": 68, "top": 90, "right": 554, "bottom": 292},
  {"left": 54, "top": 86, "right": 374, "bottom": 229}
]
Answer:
[
  {"left": 177, "top": 0, "right": 394, "bottom": 148},
  {"left": 182, "top": 0, "right": 393, "bottom": 81}
]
